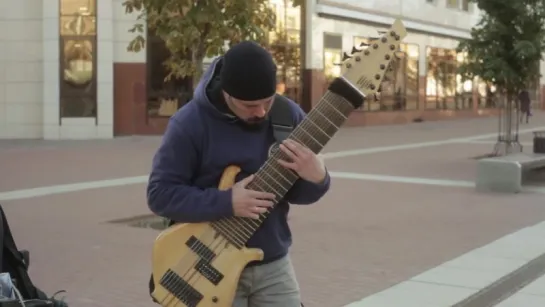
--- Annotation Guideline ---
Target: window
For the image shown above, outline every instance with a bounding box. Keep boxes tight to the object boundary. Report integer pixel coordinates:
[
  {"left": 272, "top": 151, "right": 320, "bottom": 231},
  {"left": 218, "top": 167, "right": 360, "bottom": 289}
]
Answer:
[
  {"left": 146, "top": 29, "right": 192, "bottom": 117},
  {"left": 268, "top": 0, "right": 301, "bottom": 103},
  {"left": 425, "top": 47, "right": 473, "bottom": 110},
  {"left": 402, "top": 44, "right": 420, "bottom": 110},
  {"left": 59, "top": 0, "right": 97, "bottom": 118},
  {"left": 447, "top": 0, "right": 470, "bottom": 11},
  {"left": 527, "top": 76, "right": 541, "bottom": 109},
  {"left": 353, "top": 37, "right": 420, "bottom": 111},
  {"left": 476, "top": 79, "right": 493, "bottom": 109},
  {"left": 323, "top": 33, "right": 343, "bottom": 86},
  {"left": 446, "top": 0, "right": 459, "bottom": 8},
  {"left": 455, "top": 52, "right": 474, "bottom": 109},
  {"left": 461, "top": 0, "right": 470, "bottom": 11}
]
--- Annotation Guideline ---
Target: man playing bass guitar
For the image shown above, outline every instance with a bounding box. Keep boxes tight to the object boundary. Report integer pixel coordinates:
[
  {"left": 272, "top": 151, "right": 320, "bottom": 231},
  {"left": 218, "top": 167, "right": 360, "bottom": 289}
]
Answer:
[{"left": 147, "top": 41, "right": 331, "bottom": 307}]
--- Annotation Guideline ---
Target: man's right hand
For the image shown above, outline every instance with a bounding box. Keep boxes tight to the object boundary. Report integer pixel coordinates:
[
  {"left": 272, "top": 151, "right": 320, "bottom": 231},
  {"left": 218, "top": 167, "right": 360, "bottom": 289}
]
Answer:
[{"left": 232, "top": 175, "right": 276, "bottom": 219}]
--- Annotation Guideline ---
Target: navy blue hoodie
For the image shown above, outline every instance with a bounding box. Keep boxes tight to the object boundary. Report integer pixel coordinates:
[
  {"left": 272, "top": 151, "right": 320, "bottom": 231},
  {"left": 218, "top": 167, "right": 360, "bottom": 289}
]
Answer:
[{"left": 146, "top": 56, "right": 331, "bottom": 264}]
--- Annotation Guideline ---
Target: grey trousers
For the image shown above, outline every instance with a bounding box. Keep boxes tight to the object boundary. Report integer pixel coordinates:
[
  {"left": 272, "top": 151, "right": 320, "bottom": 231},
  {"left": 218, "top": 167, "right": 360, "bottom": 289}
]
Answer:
[{"left": 232, "top": 255, "right": 301, "bottom": 307}]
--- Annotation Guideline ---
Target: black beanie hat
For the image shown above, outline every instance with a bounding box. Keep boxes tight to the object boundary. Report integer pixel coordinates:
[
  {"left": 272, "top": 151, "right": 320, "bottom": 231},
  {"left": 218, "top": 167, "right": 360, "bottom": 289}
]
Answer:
[{"left": 220, "top": 41, "right": 277, "bottom": 101}]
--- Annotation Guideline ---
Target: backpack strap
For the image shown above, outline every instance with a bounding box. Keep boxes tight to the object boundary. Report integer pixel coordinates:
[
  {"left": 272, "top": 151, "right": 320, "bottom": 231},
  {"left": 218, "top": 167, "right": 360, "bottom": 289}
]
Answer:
[
  {"left": 269, "top": 95, "right": 295, "bottom": 143},
  {"left": 0, "top": 205, "right": 5, "bottom": 272},
  {"left": 0, "top": 205, "right": 39, "bottom": 299}
]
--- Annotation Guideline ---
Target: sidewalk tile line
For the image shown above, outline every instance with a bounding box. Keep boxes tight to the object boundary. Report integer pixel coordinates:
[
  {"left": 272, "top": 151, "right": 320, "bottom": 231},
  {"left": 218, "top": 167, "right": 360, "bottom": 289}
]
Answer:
[
  {"left": 329, "top": 172, "right": 545, "bottom": 194},
  {"left": 459, "top": 140, "right": 534, "bottom": 146},
  {"left": 321, "top": 126, "right": 545, "bottom": 159},
  {"left": 2, "top": 171, "right": 545, "bottom": 202},
  {"left": 2, "top": 126, "right": 545, "bottom": 202}
]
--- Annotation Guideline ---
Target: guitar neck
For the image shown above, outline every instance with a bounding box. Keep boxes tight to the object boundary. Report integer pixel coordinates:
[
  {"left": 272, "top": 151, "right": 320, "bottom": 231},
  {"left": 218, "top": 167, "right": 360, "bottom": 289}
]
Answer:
[{"left": 211, "top": 82, "right": 361, "bottom": 247}]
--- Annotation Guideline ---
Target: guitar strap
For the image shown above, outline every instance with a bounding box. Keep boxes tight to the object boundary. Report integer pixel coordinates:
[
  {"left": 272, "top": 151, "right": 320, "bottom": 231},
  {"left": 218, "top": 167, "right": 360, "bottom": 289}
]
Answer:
[{"left": 268, "top": 94, "right": 295, "bottom": 144}]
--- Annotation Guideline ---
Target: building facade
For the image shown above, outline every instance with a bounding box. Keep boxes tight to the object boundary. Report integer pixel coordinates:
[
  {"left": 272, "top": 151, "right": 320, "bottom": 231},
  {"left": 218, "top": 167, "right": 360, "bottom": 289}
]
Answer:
[
  {"left": 0, "top": 0, "right": 119, "bottom": 139},
  {"left": 302, "top": 0, "right": 542, "bottom": 126},
  {"left": 0, "top": 0, "right": 542, "bottom": 139}
]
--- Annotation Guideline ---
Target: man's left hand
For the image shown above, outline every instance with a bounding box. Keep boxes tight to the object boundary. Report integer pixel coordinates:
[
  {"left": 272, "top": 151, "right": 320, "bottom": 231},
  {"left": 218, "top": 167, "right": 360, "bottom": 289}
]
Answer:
[{"left": 277, "top": 139, "right": 326, "bottom": 184}]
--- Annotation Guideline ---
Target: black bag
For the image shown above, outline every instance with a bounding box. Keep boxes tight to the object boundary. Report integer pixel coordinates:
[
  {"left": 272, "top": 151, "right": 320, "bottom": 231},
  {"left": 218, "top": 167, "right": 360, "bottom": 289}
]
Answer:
[
  {"left": 147, "top": 94, "right": 296, "bottom": 303},
  {"left": 0, "top": 205, "right": 68, "bottom": 307}
]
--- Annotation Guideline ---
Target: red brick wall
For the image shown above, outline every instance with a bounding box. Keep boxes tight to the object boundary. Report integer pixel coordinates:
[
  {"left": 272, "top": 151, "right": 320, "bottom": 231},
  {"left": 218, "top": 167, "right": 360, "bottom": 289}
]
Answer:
[{"left": 113, "top": 63, "right": 169, "bottom": 135}]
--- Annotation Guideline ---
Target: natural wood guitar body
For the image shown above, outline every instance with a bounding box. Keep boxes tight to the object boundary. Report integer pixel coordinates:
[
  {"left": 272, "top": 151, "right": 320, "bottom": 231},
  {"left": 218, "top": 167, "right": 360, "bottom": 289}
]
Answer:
[{"left": 151, "top": 166, "right": 263, "bottom": 307}]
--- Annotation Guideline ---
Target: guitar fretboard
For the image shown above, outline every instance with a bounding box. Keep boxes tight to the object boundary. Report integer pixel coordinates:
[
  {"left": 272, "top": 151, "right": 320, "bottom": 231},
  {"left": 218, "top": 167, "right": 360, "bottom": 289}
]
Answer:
[{"left": 210, "top": 89, "right": 357, "bottom": 248}]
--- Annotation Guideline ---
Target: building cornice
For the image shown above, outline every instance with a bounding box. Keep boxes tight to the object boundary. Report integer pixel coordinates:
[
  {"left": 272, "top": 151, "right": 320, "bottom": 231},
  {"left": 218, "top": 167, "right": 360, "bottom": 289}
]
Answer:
[{"left": 315, "top": 0, "right": 473, "bottom": 40}]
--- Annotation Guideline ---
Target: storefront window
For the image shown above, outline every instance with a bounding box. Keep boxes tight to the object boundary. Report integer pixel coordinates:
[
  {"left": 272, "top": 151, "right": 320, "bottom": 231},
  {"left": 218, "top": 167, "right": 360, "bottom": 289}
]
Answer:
[
  {"left": 404, "top": 44, "right": 420, "bottom": 110},
  {"left": 425, "top": 47, "right": 471, "bottom": 110},
  {"left": 59, "top": 0, "right": 97, "bottom": 118}
]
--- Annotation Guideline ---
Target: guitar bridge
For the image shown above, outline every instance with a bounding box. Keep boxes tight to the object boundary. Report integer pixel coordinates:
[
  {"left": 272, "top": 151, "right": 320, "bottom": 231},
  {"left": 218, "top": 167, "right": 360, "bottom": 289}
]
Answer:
[{"left": 159, "top": 269, "right": 203, "bottom": 307}]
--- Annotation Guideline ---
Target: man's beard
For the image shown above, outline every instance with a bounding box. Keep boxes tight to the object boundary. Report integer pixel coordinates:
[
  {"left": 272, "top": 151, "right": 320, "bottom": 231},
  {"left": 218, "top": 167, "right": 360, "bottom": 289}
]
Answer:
[
  {"left": 245, "top": 116, "right": 266, "bottom": 124},
  {"left": 225, "top": 99, "right": 267, "bottom": 129},
  {"left": 239, "top": 116, "right": 267, "bottom": 130}
]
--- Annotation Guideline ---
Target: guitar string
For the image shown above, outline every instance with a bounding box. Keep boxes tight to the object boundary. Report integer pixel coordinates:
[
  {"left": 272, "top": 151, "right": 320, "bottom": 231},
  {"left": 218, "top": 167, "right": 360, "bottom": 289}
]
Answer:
[
  {"left": 158, "top": 91, "right": 352, "bottom": 306},
  {"left": 204, "top": 91, "right": 351, "bottom": 250},
  {"left": 231, "top": 93, "right": 352, "bottom": 238},
  {"left": 203, "top": 95, "right": 347, "bottom": 243},
  {"left": 158, "top": 91, "right": 355, "bottom": 306},
  {"left": 158, "top": 91, "right": 353, "bottom": 306},
  {"left": 213, "top": 91, "right": 352, "bottom": 242}
]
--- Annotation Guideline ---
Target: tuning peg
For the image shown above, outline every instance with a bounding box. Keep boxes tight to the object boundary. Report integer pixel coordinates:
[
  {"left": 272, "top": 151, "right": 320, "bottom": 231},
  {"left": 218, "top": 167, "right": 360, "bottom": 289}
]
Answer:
[
  {"left": 378, "top": 30, "right": 387, "bottom": 35},
  {"left": 359, "top": 42, "right": 370, "bottom": 47},
  {"left": 368, "top": 37, "right": 379, "bottom": 41},
  {"left": 351, "top": 46, "right": 361, "bottom": 54},
  {"left": 342, "top": 52, "right": 352, "bottom": 61}
]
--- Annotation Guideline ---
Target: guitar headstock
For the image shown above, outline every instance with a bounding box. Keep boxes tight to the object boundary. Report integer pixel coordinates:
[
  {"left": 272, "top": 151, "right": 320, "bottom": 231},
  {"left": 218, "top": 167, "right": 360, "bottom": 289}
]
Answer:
[{"left": 339, "top": 19, "right": 407, "bottom": 99}]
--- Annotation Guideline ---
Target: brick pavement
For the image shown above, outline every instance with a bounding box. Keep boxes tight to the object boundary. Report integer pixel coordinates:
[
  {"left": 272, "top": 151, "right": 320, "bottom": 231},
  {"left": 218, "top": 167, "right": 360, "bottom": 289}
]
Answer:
[{"left": 0, "top": 113, "right": 545, "bottom": 306}]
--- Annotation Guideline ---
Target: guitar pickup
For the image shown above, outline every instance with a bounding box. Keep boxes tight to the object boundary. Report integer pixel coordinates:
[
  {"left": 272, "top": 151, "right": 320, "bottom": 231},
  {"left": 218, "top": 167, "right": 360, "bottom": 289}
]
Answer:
[
  {"left": 195, "top": 259, "right": 224, "bottom": 286},
  {"left": 186, "top": 235, "right": 216, "bottom": 262}
]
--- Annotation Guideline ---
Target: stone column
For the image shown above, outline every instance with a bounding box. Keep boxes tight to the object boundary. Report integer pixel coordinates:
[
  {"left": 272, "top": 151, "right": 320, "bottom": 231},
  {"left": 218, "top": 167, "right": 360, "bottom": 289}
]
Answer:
[{"left": 0, "top": 0, "right": 45, "bottom": 139}]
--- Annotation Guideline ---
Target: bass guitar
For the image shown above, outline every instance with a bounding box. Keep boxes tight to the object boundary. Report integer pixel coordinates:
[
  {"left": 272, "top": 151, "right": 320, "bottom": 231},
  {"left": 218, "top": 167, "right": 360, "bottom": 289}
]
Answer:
[{"left": 150, "top": 18, "right": 407, "bottom": 307}]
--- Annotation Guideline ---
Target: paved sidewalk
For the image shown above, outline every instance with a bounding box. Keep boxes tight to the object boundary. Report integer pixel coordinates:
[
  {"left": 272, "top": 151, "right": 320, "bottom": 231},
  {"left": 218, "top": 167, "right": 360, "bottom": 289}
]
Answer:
[{"left": 0, "top": 113, "right": 545, "bottom": 306}]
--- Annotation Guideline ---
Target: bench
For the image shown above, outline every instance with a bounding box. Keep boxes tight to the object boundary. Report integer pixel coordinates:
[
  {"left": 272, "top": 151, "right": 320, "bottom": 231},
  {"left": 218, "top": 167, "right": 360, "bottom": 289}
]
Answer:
[{"left": 476, "top": 152, "right": 545, "bottom": 193}]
